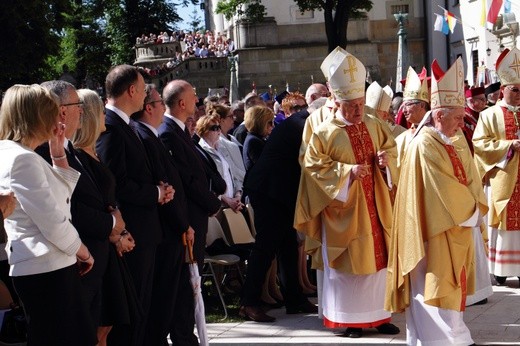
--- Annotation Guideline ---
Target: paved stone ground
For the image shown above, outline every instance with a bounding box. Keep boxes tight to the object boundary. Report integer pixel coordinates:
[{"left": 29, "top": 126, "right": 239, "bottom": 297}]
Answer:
[{"left": 202, "top": 278, "right": 520, "bottom": 345}]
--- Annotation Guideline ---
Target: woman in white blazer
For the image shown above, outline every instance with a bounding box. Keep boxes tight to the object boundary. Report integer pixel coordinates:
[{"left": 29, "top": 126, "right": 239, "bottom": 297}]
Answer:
[{"left": 0, "top": 84, "right": 97, "bottom": 345}]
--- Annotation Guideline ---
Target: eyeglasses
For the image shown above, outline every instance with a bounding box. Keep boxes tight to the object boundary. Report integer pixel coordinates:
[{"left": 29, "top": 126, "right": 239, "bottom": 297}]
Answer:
[
  {"left": 61, "top": 101, "right": 84, "bottom": 107},
  {"left": 209, "top": 124, "right": 221, "bottom": 131},
  {"left": 507, "top": 86, "right": 520, "bottom": 93},
  {"left": 146, "top": 99, "right": 164, "bottom": 106}
]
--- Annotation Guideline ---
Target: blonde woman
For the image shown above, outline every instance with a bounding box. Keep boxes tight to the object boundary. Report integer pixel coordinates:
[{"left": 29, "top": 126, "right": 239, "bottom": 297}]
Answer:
[
  {"left": 72, "top": 89, "right": 136, "bottom": 346},
  {"left": 242, "top": 106, "right": 274, "bottom": 171},
  {"left": 0, "top": 84, "right": 95, "bottom": 345}
]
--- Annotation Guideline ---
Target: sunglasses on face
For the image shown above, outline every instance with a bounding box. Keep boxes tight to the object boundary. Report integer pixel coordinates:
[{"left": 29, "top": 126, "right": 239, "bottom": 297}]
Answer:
[{"left": 209, "top": 124, "right": 221, "bottom": 131}]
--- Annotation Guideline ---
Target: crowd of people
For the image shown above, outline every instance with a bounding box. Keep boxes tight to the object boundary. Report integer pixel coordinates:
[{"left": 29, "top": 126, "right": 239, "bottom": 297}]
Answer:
[
  {"left": 136, "top": 30, "right": 235, "bottom": 58},
  {"left": 0, "top": 44, "right": 519, "bottom": 346},
  {"left": 136, "top": 30, "right": 236, "bottom": 80}
]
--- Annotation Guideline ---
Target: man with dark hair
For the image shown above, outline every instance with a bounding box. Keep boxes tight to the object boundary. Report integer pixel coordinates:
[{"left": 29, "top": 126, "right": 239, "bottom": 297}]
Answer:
[
  {"left": 159, "top": 79, "right": 221, "bottom": 344},
  {"left": 131, "top": 84, "right": 196, "bottom": 345},
  {"left": 96, "top": 65, "right": 173, "bottom": 346}
]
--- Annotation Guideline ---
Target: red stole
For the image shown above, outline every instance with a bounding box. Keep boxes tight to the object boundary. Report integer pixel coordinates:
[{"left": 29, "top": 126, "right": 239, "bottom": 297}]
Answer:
[
  {"left": 502, "top": 106, "right": 520, "bottom": 230},
  {"left": 345, "top": 123, "right": 387, "bottom": 271},
  {"left": 442, "top": 143, "right": 468, "bottom": 311},
  {"left": 463, "top": 107, "right": 479, "bottom": 155}
]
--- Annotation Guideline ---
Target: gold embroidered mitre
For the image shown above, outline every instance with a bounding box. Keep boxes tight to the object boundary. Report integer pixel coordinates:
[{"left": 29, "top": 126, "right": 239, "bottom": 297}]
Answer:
[
  {"left": 496, "top": 47, "right": 520, "bottom": 86},
  {"left": 320, "top": 46, "right": 347, "bottom": 81},
  {"left": 366, "top": 81, "right": 393, "bottom": 112},
  {"left": 403, "top": 67, "right": 429, "bottom": 103},
  {"left": 327, "top": 50, "right": 366, "bottom": 101},
  {"left": 430, "top": 57, "right": 465, "bottom": 109}
]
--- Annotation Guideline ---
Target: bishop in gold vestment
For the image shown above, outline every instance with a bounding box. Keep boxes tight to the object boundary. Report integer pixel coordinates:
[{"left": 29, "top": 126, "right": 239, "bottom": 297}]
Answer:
[
  {"left": 386, "top": 58, "right": 487, "bottom": 346},
  {"left": 295, "top": 49, "right": 399, "bottom": 338},
  {"left": 473, "top": 47, "right": 520, "bottom": 282}
]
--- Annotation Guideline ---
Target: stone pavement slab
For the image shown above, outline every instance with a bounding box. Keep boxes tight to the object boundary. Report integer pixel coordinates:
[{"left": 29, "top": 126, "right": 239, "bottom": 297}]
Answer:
[{"left": 203, "top": 279, "right": 520, "bottom": 345}]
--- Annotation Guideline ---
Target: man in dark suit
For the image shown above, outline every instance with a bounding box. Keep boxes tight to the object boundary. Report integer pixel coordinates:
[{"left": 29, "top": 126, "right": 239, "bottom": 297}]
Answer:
[
  {"left": 96, "top": 65, "right": 173, "bottom": 346},
  {"left": 159, "top": 79, "right": 221, "bottom": 269},
  {"left": 131, "top": 83, "right": 198, "bottom": 345},
  {"left": 239, "top": 95, "right": 321, "bottom": 322},
  {"left": 159, "top": 79, "right": 221, "bottom": 344},
  {"left": 37, "top": 80, "right": 126, "bottom": 332}
]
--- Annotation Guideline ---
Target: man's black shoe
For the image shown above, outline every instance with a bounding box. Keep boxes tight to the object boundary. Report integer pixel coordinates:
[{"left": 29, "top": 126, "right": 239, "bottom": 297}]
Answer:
[
  {"left": 376, "top": 323, "right": 400, "bottom": 335},
  {"left": 343, "top": 328, "right": 362, "bottom": 338},
  {"left": 494, "top": 275, "right": 507, "bottom": 285},
  {"left": 239, "top": 305, "right": 276, "bottom": 322},
  {"left": 286, "top": 300, "right": 318, "bottom": 314}
]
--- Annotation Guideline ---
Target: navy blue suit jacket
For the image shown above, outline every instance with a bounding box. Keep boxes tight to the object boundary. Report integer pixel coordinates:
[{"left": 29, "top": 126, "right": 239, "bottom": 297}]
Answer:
[{"left": 96, "top": 109, "right": 162, "bottom": 246}]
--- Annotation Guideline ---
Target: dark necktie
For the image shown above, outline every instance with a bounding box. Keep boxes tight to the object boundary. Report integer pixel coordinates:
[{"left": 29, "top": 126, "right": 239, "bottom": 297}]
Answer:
[{"left": 184, "top": 126, "right": 192, "bottom": 139}]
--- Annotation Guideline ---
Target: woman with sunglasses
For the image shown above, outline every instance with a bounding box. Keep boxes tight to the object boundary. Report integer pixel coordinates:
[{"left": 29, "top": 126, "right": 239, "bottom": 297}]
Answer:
[
  {"left": 242, "top": 106, "right": 275, "bottom": 171},
  {"left": 197, "top": 114, "right": 243, "bottom": 212}
]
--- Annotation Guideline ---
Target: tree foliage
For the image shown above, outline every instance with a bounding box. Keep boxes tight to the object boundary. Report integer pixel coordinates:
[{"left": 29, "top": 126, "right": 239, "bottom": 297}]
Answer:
[
  {"left": 215, "top": 0, "right": 373, "bottom": 52},
  {"left": 0, "top": 0, "right": 70, "bottom": 89},
  {"left": 216, "top": 0, "right": 267, "bottom": 23},
  {"left": 1, "top": 0, "right": 198, "bottom": 90},
  {"left": 188, "top": 7, "right": 205, "bottom": 32}
]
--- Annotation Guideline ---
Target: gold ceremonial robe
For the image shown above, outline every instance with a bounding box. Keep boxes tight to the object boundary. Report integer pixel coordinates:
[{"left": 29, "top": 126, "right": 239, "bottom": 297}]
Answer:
[
  {"left": 294, "top": 114, "right": 397, "bottom": 275},
  {"left": 385, "top": 127, "right": 487, "bottom": 313},
  {"left": 473, "top": 103, "right": 519, "bottom": 230},
  {"left": 300, "top": 101, "right": 334, "bottom": 270}
]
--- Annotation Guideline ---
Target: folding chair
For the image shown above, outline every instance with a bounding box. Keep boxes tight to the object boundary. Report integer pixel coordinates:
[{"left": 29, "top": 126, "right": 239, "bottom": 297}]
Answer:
[
  {"left": 245, "top": 203, "right": 257, "bottom": 237},
  {"left": 203, "top": 217, "right": 242, "bottom": 320},
  {"left": 220, "top": 208, "right": 255, "bottom": 245}
]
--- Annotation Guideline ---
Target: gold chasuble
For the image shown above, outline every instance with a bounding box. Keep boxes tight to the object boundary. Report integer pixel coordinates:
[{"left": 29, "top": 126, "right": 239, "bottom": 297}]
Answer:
[
  {"left": 294, "top": 114, "right": 397, "bottom": 275},
  {"left": 473, "top": 104, "right": 520, "bottom": 230},
  {"left": 385, "top": 127, "right": 487, "bottom": 313}
]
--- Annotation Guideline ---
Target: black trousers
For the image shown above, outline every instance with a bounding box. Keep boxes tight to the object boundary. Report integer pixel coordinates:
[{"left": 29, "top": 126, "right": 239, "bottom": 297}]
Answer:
[
  {"left": 241, "top": 191, "right": 305, "bottom": 308},
  {"left": 122, "top": 245, "right": 157, "bottom": 346},
  {"left": 146, "top": 236, "right": 197, "bottom": 346},
  {"left": 13, "top": 264, "right": 97, "bottom": 346}
]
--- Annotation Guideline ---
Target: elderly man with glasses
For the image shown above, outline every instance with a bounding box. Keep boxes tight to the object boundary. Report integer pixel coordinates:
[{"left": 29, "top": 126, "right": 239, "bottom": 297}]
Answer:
[
  {"left": 395, "top": 67, "right": 430, "bottom": 171},
  {"left": 474, "top": 47, "right": 520, "bottom": 287}
]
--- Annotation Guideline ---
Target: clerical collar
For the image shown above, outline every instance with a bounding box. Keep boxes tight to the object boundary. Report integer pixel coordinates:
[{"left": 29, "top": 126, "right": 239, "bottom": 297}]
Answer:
[
  {"left": 106, "top": 104, "right": 130, "bottom": 125},
  {"left": 164, "top": 113, "right": 186, "bottom": 131},
  {"left": 429, "top": 125, "right": 453, "bottom": 145},
  {"left": 498, "top": 99, "right": 520, "bottom": 112},
  {"left": 335, "top": 109, "right": 361, "bottom": 126},
  {"left": 138, "top": 121, "right": 159, "bottom": 137}
]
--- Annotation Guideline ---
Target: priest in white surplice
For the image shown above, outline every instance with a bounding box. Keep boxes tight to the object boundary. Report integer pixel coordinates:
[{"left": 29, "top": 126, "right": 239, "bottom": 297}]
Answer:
[{"left": 295, "top": 49, "right": 400, "bottom": 339}]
